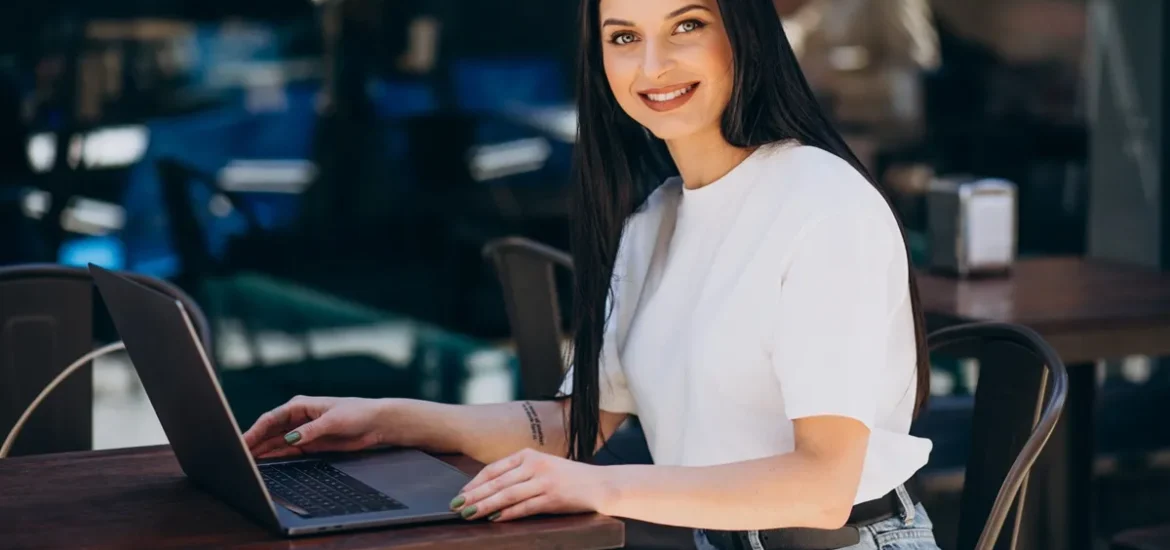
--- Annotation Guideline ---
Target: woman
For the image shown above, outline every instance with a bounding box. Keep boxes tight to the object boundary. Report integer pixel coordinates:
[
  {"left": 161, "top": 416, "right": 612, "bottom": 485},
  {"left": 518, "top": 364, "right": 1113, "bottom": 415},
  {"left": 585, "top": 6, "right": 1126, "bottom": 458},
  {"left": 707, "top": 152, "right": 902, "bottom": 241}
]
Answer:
[{"left": 243, "top": 0, "right": 938, "bottom": 548}]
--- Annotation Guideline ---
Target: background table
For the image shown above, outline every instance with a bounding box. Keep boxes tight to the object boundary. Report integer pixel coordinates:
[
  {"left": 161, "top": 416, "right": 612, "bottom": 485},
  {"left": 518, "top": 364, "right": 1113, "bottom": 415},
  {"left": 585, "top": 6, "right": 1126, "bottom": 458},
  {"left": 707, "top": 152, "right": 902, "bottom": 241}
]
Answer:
[
  {"left": 917, "top": 257, "right": 1170, "bottom": 550},
  {"left": 0, "top": 446, "right": 624, "bottom": 550}
]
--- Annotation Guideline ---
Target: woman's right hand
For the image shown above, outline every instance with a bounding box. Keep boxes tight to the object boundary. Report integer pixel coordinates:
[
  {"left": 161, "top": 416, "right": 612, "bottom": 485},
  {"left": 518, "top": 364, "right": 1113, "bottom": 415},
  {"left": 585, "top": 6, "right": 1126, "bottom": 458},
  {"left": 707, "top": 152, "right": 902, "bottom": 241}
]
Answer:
[{"left": 242, "top": 396, "right": 393, "bottom": 459}]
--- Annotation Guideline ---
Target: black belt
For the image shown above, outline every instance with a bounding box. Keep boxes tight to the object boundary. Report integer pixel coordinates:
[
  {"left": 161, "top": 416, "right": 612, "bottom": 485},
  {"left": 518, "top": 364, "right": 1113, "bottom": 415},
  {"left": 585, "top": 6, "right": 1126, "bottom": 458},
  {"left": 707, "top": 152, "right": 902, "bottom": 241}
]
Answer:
[{"left": 701, "top": 476, "right": 923, "bottom": 550}]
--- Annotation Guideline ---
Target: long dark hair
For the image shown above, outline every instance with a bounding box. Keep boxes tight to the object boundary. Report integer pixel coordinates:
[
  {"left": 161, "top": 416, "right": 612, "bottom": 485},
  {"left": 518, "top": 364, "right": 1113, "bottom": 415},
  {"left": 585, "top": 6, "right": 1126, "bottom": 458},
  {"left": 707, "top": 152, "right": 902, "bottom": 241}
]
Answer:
[{"left": 564, "top": 0, "right": 930, "bottom": 461}]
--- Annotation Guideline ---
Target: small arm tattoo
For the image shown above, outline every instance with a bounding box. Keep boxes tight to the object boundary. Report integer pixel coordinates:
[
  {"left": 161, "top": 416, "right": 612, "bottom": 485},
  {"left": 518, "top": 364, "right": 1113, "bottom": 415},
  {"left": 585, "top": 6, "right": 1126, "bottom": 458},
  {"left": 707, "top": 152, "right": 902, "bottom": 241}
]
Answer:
[{"left": 522, "top": 401, "right": 546, "bottom": 446}]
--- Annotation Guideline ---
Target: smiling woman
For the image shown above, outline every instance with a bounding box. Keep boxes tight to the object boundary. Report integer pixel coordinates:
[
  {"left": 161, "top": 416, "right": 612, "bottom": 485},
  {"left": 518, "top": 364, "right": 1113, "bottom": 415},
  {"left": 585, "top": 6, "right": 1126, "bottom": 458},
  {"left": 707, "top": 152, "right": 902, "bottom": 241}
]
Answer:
[
  {"left": 600, "top": 2, "right": 734, "bottom": 140},
  {"left": 557, "top": 0, "right": 938, "bottom": 548},
  {"left": 242, "top": 1, "right": 939, "bottom": 549}
]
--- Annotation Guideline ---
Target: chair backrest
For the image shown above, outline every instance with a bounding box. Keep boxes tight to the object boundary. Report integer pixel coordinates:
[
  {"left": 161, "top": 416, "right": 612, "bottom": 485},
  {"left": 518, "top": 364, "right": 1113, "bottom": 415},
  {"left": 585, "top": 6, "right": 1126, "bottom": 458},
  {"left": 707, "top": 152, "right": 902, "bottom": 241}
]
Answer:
[
  {"left": 0, "top": 264, "right": 212, "bottom": 457},
  {"left": 483, "top": 237, "right": 573, "bottom": 400},
  {"left": 158, "top": 158, "right": 219, "bottom": 287},
  {"left": 156, "top": 158, "right": 263, "bottom": 288},
  {"left": 928, "top": 322, "right": 1068, "bottom": 550}
]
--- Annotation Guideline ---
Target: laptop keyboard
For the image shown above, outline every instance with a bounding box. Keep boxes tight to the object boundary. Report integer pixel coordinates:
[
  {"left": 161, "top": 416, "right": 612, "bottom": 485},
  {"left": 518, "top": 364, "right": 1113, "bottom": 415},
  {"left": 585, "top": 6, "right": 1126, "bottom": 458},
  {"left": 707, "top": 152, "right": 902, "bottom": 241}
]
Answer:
[{"left": 260, "top": 460, "right": 407, "bottom": 518}]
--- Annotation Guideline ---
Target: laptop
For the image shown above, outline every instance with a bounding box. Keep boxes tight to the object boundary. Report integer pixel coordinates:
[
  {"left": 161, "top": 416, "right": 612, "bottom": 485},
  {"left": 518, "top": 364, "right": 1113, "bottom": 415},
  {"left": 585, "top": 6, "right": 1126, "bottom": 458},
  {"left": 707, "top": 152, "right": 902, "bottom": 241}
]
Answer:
[{"left": 89, "top": 264, "right": 471, "bottom": 536}]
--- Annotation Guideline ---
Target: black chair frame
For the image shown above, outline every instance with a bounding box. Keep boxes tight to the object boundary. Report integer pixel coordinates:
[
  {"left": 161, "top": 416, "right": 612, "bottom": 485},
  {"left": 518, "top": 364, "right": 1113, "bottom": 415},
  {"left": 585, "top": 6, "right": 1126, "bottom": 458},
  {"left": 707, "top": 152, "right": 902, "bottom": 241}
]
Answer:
[
  {"left": 0, "top": 264, "right": 211, "bottom": 457},
  {"left": 928, "top": 322, "right": 1068, "bottom": 550}
]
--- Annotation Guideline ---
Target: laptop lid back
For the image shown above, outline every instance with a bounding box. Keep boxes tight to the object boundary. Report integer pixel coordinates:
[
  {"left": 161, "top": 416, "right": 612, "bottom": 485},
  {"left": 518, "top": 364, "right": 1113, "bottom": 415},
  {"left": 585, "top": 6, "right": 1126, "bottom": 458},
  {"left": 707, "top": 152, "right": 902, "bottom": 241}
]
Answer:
[{"left": 89, "top": 265, "right": 280, "bottom": 530}]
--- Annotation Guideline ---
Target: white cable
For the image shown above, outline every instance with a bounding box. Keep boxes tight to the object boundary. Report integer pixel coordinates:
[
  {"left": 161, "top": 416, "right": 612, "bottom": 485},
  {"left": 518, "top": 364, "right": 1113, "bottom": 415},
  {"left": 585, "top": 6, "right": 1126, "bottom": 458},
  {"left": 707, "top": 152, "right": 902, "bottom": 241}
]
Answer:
[{"left": 1, "top": 341, "right": 126, "bottom": 459}]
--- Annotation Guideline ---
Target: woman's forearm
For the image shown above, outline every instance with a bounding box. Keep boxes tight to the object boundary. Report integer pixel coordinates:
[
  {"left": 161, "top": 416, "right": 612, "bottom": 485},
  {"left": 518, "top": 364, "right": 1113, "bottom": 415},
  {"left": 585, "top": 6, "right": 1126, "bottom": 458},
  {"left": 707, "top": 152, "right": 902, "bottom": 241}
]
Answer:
[
  {"left": 383, "top": 399, "right": 569, "bottom": 465},
  {"left": 599, "top": 450, "right": 862, "bottom": 531}
]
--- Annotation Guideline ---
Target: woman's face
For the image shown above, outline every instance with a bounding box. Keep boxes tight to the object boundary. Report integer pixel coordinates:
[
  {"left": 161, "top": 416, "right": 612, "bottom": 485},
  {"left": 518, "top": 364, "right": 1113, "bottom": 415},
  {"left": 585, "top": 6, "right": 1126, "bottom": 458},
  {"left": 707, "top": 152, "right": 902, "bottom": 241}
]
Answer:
[{"left": 599, "top": 0, "right": 735, "bottom": 141}]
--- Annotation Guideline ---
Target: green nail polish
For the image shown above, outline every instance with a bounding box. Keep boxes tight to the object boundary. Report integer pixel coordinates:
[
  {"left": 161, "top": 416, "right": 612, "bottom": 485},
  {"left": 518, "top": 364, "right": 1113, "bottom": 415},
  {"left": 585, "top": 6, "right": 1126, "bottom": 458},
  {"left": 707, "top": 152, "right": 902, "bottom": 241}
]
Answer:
[
  {"left": 487, "top": 512, "right": 501, "bottom": 521},
  {"left": 460, "top": 505, "right": 477, "bottom": 519},
  {"left": 284, "top": 431, "right": 301, "bottom": 445},
  {"left": 449, "top": 495, "right": 465, "bottom": 509}
]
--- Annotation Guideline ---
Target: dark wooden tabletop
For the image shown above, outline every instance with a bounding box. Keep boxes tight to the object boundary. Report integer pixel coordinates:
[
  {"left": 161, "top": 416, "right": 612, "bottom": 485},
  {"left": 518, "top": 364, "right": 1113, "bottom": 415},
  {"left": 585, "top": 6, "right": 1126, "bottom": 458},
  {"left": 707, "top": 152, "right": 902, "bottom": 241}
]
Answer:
[
  {"left": 0, "top": 445, "right": 624, "bottom": 550},
  {"left": 916, "top": 256, "right": 1170, "bottom": 362}
]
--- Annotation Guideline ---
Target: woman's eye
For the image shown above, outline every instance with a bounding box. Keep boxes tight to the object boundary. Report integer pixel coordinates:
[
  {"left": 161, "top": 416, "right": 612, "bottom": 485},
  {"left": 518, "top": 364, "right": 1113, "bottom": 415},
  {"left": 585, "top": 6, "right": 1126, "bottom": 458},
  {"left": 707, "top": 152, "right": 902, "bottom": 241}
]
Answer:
[
  {"left": 611, "top": 32, "right": 637, "bottom": 45},
  {"left": 674, "top": 20, "right": 706, "bottom": 34}
]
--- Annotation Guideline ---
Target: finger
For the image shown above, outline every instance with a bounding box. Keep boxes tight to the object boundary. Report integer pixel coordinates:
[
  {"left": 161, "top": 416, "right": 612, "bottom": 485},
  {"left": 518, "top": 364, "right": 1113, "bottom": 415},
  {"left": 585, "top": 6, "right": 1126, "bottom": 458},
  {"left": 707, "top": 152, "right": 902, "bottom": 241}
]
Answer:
[
  {"left": 457, "top": 463, "right": 533, "bottom": 510},
  {"left": 284, "top": 414, "right": 336, "bottom": 448},
  {"left": 459, "top": 480, "right": 543, "bottom": 521},
  {"left": 491, "top": 494, "right": 552, "bottom": 522},
  {"left": 243, "top": 406, "right": 292, "bottom": 448},
  {"left": 249, "top": 435, "right": 287, "bottom": 458},
  {"left": 255, "top": 432, "right": 369, "bottom": 459},
  {"left": 255, "top": 445, "right": 306, "bottom": 460},
  {"left": 244, "top": 396, "right": 320, "bottom": 448},
  {"left": 251, "top": 435, "right": 293, "bottom": 457},
  {"left": 461, "top": 450, "right": 528, "bottom": 494}
]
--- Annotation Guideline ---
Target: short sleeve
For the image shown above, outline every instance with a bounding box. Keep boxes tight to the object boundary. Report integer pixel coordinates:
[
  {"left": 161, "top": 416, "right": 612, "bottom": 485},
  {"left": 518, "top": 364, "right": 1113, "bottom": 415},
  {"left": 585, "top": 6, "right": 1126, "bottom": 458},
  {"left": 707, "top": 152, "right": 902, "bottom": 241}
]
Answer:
[
  {"left": 554, "top": 184, "right": 679, "bottom": 415},
  {"left": 771, "top": 213, "right": 905, "bottom": 428},
  {"left": 557, "top": 294, "right": 638, "bottom": 414}
]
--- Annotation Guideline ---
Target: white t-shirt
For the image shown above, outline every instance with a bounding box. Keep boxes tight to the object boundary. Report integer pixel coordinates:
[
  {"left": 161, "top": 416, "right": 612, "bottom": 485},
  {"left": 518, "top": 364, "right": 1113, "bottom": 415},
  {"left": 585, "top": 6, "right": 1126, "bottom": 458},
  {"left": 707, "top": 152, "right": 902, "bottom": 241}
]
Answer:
[{"left": 560, "top": 141, "right": 932, "bottom": 503}]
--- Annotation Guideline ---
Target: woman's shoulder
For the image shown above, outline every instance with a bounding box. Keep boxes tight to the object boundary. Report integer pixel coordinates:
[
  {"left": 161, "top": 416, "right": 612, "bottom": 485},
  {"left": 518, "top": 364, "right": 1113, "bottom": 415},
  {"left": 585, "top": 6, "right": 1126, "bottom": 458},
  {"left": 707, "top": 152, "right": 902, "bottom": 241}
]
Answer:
[{"left": 754, "top": 142, "right": 897, "bottom": 227}]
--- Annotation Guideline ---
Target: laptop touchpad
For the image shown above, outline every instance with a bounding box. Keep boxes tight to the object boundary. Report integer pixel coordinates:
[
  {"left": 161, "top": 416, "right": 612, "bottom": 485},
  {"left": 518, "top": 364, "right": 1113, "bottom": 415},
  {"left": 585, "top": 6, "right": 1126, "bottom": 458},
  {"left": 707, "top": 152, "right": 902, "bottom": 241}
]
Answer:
[{"left": 332, "top": 450, "right": 469, "bottom": 508}]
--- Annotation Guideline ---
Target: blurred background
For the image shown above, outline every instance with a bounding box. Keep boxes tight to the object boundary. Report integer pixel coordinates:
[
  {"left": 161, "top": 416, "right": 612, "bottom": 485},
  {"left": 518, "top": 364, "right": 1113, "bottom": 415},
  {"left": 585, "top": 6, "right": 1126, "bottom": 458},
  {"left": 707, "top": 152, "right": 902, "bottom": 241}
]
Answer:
[{"left": 0, "top": 0, "right": 1168, "bottom": 548}]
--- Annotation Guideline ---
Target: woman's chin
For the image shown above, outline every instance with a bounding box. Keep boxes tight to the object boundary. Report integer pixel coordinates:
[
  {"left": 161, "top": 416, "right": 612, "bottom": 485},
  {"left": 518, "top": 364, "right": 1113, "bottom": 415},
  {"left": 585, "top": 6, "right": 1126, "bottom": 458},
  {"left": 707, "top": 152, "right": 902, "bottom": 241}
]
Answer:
[{"left": 641, "top": 122, "right": 708, "bottom": 142}]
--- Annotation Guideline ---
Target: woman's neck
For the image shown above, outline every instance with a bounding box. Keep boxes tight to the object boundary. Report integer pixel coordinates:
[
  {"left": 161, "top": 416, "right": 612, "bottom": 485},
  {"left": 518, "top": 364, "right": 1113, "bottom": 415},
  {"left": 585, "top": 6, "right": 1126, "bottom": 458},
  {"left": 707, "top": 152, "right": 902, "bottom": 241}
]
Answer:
[{"left": 666, "top": 127, "right": 754, "bottom": 191}]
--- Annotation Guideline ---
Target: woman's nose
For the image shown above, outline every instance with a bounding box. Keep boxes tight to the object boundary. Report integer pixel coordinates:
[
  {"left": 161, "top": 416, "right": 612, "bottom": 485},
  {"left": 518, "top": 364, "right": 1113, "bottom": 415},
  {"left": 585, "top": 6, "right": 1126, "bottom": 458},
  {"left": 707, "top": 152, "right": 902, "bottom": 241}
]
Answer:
[{"left": 641, "top": 40, "right": 678, "bottom": 81}]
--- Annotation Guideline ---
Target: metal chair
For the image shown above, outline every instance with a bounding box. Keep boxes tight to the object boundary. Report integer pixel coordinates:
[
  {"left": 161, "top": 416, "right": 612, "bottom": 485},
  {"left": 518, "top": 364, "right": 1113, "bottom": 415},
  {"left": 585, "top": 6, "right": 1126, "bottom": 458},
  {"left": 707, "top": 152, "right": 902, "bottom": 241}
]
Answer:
[
  {"left": 483, "top": 237, "right": 686, "bottom": 549},
  {"left": 482, "top": 237, "right": 652, "bottom": 461},
  {"left": 156, "top": 157, "right": 280, "bottom": 363},
  {"left": 482, "top": 236, "right": 573, "bottom": 400},
  {"left": 0, "top": 264, "right": 211, "bottom": 457},
  {"left": 156, "top": 158, "right": 266, "bottom": 290},
  {"left": 927, "top": 322, "right": 1068, "bottom": 550}
]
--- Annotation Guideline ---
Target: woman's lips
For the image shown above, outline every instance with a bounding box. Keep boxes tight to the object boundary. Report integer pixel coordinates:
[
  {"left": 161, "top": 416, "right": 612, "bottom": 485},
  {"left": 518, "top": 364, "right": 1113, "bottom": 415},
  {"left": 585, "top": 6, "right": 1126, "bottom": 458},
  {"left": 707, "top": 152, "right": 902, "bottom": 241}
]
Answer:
[{"left": 639, "top": 82, "right": 700, "bottom": 112}]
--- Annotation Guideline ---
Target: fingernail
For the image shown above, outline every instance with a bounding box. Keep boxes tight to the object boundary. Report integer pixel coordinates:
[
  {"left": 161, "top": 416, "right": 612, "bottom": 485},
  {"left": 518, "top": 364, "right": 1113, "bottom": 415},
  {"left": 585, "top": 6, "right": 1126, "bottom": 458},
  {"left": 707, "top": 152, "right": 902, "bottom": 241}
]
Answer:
[
  {"left": 487, "top": 511, "right": 501, "bottom": 521},
  {"left": 460, "top": 505, "right": 477, "bottom": 519},
  {"left": 284, "top": 431, "right": 301, "bottom": 445},
  {"left": 449, "top": 495, "right": 465, "bottom": 509}
]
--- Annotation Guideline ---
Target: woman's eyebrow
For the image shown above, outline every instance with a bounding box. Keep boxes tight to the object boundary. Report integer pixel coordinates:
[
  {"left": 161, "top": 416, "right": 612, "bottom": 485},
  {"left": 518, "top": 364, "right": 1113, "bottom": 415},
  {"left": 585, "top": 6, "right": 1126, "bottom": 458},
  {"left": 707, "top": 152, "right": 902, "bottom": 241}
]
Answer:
[
  {"left": 667, "top": 5, "right": 712, "bottom": 19},
  {"left": 602, "top": 4, "right": 712, "bottom": 28},
  {"left": 602, "top": 17, "right": 636, "bottom": 28}
]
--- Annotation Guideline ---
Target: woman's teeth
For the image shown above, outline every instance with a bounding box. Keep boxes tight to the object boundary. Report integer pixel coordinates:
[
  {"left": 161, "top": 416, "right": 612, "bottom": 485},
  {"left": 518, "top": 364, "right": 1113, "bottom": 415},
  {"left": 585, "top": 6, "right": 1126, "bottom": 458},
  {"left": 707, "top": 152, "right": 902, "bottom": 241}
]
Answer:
[{"left": 646, "top": 84, "right": 695, "bottom": 102}]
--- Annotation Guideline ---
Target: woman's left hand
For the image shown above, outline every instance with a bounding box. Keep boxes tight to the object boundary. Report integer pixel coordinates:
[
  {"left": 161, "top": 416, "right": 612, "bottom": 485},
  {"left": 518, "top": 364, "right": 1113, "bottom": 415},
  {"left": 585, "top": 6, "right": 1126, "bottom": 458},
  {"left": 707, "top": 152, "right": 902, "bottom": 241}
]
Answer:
[{"left": 450, "top": 448, "right": 614, "bottom": 522}]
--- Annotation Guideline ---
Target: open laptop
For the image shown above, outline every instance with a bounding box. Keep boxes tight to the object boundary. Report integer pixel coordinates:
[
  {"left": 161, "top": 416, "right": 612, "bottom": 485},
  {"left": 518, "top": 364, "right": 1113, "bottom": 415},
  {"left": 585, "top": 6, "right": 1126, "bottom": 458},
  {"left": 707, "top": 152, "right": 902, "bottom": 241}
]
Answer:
[{"left": 89, "top": 264, "right": 470, "bottom": 536}]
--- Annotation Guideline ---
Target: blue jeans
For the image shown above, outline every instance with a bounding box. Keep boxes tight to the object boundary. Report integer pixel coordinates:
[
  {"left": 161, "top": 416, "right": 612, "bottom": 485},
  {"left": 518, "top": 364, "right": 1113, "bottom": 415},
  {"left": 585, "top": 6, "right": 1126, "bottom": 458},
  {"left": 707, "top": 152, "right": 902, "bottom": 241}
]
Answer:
[{"left": 693, "top": 486, "right": 940, "bottom": 550}]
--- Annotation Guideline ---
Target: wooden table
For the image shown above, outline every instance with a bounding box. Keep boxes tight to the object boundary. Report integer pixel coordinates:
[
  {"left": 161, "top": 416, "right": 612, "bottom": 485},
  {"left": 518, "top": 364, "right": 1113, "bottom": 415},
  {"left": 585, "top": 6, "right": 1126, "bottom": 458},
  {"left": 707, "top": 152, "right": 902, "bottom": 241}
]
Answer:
[
  {"left": 917, "top": 256, "right": 1170, "bottom": 550},
  {"left": 0, "top": 446, "right": 624, "bottom": 550}
]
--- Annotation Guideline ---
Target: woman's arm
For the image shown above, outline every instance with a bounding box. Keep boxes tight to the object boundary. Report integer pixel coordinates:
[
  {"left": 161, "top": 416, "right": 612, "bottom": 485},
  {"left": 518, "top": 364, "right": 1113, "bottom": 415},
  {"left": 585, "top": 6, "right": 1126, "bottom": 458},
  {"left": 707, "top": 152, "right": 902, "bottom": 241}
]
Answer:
[
  {"left": 454, "top": 416, "right": 867, "bottom": 530},
  {"left": 387, "top": 399, "right": 629, "bottom": 465},
  {"left": 599, "top": 416, "right": 868, "bottom": 530}
]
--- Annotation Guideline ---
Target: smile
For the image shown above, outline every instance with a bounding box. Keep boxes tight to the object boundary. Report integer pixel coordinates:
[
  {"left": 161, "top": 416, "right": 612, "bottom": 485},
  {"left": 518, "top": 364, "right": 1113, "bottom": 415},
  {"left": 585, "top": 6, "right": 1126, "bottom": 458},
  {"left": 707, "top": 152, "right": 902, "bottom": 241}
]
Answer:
[{"left": 638, "top": 82, "right": 700, "bottom": 112}]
